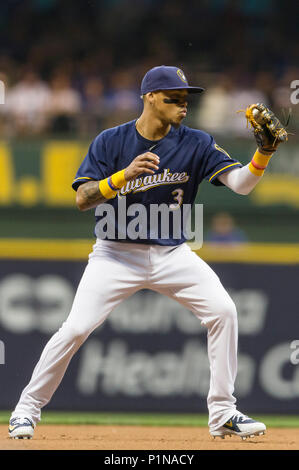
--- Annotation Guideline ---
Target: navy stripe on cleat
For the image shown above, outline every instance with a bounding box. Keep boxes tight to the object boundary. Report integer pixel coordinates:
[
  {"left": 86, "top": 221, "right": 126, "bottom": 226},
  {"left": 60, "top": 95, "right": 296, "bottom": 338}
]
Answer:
[
  {"left": 210, "top": 412, "right": 266, "bottom": 440},
  {"left": 8, "top": 416, "right": 35, "bottom": 439}
]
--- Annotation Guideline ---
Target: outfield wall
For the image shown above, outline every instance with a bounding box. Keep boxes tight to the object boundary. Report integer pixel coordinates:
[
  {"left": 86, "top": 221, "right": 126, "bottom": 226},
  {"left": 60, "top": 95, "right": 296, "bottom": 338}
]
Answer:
[
  {"left": 0, "top": 242, "right": 298, "bottom": 414},
  {"left": 0, "top": 138, "right": 299, "bottom": 242},
  {"left": 0, "top": 137, "right": 298, "bottom": 209}
]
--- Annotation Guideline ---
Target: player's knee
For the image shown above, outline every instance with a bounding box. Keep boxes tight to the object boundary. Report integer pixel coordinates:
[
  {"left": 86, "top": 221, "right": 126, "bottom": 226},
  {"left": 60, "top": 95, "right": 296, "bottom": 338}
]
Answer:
[
  {"left": 59, "top": 322, "right": 90, "bottom": 345},
  {"left": 220, "top": 296, "right": 237, "bottom": 324},
  {"left": 209, "top": 295, "right": 237, "bottom": 326}
]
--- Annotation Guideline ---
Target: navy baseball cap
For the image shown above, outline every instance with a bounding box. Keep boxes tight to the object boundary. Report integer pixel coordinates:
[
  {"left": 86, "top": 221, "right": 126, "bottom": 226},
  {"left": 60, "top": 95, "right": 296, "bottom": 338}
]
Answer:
[{"left": 141, "top": 65, "right": 204, "bottom": 95}]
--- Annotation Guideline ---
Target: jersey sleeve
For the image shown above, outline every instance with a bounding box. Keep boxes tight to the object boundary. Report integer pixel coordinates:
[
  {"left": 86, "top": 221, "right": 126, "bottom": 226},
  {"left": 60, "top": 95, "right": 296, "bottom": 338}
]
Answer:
[
  {"left": 202, "top": 136, "right": 243, "bottom": 186},
  {"left": 72, "top": 133, "right": 110, "bottom": 191}
]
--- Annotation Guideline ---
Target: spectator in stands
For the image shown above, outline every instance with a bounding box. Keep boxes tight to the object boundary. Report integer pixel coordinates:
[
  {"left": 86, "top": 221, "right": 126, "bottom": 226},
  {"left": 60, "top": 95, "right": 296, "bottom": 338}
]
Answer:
[
  {"left": 82, "top": 77, "right": 105, "bottom": 112},
  {"left": 194, "top": 74, "right": 236, "bottom": 135},
  {"left": 79, "top": 76, "right": 107, "bottom": 135},
  {"left": 5, "top": 68, "right": 51, "bottom": 135},
  {"left": 254, "top": 71, "right": 276, "bottom": 109},
  {"left": 45, "top": 72, "right": 82, "bottom": 133},
  {"left": 229, "top": 77, "right": 269, "bottom": 136},
  {"left": 195, "top": 72, "right": 269, "bottom": 137},
  {"left": 206, "top": 212, "right": 248, "bottom": 244},
  {"left": 104, "top": 69, "right": 142, "bottom": 127}
]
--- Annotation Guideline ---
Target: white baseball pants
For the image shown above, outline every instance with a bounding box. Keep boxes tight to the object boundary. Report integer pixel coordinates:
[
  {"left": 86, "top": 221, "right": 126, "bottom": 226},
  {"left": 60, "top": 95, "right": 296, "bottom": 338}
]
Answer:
[{"left": 12, "top": 239, "right": 238, "bottom": 431}]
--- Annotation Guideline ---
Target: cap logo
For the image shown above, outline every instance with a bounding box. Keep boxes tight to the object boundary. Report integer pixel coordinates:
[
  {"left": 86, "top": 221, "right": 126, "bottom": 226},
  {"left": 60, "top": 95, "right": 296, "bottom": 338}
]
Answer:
[{"left": 177, "top": 69, "right": 187, "bottom": 83}]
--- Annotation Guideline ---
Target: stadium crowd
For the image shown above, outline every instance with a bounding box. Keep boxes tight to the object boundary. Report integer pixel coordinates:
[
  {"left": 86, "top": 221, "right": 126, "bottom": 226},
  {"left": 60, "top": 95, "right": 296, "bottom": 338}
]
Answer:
[{"left": 0, "top": 0, "right": 298, "bottom": 137}]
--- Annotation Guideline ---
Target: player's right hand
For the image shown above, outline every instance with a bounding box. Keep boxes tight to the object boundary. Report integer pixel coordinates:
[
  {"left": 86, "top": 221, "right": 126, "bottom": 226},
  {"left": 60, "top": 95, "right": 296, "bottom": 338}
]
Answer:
[{"left": 124, "top": 152, "right": 160, "bottom": 181}]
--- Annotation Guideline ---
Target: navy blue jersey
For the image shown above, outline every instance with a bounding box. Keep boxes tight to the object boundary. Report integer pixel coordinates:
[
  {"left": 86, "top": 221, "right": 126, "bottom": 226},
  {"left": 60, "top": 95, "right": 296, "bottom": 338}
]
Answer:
[{"left": 72, "top": 120, "right": 242, "bottom": 245}]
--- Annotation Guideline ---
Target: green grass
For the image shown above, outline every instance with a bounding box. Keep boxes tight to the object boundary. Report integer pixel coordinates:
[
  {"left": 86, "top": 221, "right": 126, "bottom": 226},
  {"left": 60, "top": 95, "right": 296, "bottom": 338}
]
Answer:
[{"left": 1, "top": 411, "right": 299, "bottom": 428}]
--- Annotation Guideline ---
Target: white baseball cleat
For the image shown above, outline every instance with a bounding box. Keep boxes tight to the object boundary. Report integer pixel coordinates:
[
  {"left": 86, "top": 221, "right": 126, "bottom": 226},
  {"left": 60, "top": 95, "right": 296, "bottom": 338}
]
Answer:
[
  {"left": 8, "top": 416, "right": 35, "bottom": 439},
  {"left": 210, "top": 412, "right": 266, "bottom": 440}
]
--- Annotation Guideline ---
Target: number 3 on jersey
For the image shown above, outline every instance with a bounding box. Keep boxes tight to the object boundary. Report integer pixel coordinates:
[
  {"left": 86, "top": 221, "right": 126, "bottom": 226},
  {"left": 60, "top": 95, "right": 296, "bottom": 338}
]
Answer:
[{"left": 170, "top": 188, "right": 184, "bottom": 210}]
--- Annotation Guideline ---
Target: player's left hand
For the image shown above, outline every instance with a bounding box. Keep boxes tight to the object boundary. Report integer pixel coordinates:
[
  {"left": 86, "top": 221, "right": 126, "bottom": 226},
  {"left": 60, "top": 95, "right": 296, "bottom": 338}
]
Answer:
[
  {"left": 124, "top": 152, "right": 160, "bottom": 181},
  {"left": 243, "top": 103, "right": 289, "bottom": 154}
]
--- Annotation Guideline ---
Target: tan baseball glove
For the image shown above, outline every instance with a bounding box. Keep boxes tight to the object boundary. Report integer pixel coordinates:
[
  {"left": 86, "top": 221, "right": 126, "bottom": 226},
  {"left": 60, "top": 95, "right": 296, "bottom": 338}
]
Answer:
[{"left": 243, "top": 103, "right": 289, "bottom": 154}]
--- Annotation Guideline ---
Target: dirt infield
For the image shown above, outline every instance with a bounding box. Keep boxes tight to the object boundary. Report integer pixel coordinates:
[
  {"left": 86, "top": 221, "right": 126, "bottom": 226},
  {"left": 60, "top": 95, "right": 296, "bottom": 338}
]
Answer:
[{"left": 1, "top": 425, "right": 299, "bottom": 450}]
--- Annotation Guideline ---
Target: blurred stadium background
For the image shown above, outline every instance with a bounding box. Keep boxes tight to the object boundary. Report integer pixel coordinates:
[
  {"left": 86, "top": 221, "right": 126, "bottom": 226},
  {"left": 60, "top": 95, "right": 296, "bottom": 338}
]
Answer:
[{"left": 0, "top": 0, "right": 299, "bottom": 425}]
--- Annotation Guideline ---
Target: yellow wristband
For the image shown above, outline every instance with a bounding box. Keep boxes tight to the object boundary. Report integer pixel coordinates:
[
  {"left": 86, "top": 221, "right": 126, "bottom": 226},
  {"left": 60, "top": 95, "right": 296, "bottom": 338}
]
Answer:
[
  {"left": 98, "top": 169, "right": 127, "bottom": 199},
  {"left": 253, "top": 150, "right": 273, "bottom": 167},
  {"left": 248, "top": 149, "right": 273, "bottom": 176},
  {"left": 99, "top": 179, "right": 117, "bottom": 199},
  {"left": 110, "top": 169, "right": 127, "bottom": 189},
  {"left": 248, "top": 162, "right": 265, "bottom": 177}
]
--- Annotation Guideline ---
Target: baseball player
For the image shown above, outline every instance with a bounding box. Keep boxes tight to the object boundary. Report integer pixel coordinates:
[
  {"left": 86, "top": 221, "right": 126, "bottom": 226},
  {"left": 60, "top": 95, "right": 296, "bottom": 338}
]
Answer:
[{"left": 9, "top": 66, "right": 287, "bottom": 440}]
